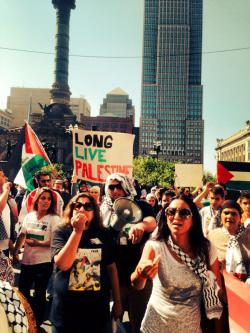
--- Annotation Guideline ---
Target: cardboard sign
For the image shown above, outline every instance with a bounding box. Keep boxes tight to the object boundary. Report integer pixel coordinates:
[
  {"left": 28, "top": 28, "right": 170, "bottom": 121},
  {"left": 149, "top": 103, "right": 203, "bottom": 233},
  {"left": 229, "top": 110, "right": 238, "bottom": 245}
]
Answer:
[
  {"left": 174, "top": 164, "right": 203, "bottom": 187},
  {"left": 73, "top": 129, "right": 134, "bottom": 183}
]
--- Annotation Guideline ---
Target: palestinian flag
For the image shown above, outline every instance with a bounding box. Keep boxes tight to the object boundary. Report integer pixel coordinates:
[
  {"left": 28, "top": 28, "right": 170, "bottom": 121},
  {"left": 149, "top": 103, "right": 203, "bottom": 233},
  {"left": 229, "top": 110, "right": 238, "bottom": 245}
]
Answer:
[
  {"left": 13, "top": 122, "right": 51, "bottom": 191},
  {"left": 217, "top": 161, "right": 250, "bottom": 190}
]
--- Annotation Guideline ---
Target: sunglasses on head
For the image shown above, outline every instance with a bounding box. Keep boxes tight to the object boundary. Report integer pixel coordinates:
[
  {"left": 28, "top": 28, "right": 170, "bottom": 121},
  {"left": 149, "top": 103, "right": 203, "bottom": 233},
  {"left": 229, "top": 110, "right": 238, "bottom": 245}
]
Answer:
[
  {"left": 108, "top": 184, "right": 123, "bottom": 191},
  {"left": 72, "top": 201, "right": 94, "bottom": 211},
  {"left": 165, "top": 207, "right": 192, "bottom": 219},
  {"left": 223, "top": 210, "right": 239, "bottom": 217}
]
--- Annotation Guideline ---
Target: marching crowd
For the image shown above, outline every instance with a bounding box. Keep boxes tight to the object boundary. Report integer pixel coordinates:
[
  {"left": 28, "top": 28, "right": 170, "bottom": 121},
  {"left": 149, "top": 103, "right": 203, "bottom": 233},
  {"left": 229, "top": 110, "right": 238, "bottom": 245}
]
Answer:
[{"left": 0, "top": 166, "right": 250, "bottom": 333}]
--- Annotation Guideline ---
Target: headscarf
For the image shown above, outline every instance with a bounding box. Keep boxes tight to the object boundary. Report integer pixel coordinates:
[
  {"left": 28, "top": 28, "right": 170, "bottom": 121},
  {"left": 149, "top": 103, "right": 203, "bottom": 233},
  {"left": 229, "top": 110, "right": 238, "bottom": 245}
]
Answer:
[{"left": 101, "top": 173, "right": 137, "bottom": 226}]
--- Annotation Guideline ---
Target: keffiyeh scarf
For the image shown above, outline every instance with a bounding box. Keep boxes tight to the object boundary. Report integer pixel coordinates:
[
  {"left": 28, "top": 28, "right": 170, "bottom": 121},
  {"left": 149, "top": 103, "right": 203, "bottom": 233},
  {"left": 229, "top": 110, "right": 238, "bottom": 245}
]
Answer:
[
  {"left": 0, "top": 251, "right": 15, "bottom": 286},
  {"left": 167, "top": 236, "right": 223, "bottom": 319},
  {"left": 0, "top": 281, "right": 28, "bottom": 333},
  {"left": 224, "top": 225, "right": 247, "bottom": 278},
  {"left": 101, "top": 173, "right": 137, "bottom": 226}
]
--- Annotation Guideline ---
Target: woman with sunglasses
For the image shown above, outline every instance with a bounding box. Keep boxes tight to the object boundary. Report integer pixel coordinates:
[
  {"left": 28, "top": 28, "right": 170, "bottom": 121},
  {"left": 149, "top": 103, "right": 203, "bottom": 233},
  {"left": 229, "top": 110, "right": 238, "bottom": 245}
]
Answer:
[
  {"left": 51, "top": 193, "right": 122, "bottom": 333},
  {"left": 131, "top": 195, "right": 223, "bottom": 333},
  {"left": 13, "top": 187, "right": 60, "bottom": 328}
]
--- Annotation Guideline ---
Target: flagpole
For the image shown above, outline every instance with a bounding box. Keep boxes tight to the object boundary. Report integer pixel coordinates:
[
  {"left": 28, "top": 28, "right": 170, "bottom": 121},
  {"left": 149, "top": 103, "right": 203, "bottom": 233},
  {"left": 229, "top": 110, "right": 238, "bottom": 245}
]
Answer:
[{"left": 27, "top": 95, "right": 32, "bottom": 124}]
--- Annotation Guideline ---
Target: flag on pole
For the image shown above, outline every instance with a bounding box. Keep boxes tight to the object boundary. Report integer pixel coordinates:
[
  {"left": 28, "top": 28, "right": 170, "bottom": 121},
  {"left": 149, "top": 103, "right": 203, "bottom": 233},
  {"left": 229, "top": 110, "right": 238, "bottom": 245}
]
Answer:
[
  {"left": 217, "top": 161, "right": 250, "bottom": 190},
  {"left": 13, "top": 122, "right": 51, "bottom": 191}
]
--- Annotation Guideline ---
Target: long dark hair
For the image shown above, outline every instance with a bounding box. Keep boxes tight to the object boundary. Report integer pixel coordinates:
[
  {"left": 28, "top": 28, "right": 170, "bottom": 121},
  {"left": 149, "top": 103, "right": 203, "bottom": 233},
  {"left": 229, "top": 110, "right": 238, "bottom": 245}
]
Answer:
[
  {"left": 62, "top": 193, "right": 104, "bottom": 231},
  {"left": 32, "top": 187, "right": 57, "bottom": 215},
  {"left": 155, "top": 195, "right": 210, "bottom": 264}
]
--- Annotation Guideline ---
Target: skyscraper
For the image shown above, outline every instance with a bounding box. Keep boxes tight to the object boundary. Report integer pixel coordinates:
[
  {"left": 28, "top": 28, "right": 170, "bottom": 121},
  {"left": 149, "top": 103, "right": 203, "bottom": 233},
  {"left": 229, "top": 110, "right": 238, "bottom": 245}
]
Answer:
[
  {"left": 100, "top": 87, "right": 135, "bottom": 124},
  {"left": 140, "top": 0, "right": 204, "bottom": 163}
]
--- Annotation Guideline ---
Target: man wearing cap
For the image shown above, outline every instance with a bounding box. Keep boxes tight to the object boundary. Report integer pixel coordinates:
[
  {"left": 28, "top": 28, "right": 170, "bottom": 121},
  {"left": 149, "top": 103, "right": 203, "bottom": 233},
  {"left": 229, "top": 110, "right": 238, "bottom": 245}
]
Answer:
[{"left": 101, "top": 173, "right": 156, "bottom": 333}]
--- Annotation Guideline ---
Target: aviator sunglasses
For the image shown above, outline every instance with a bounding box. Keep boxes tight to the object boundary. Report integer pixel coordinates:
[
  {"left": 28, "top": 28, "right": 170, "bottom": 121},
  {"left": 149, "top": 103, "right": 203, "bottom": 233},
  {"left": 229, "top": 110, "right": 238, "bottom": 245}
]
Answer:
[
  {"left": 72, "top": 201, "right": 94, "bottom": 211},
  {"left": 165, "top": 207, "right": 192, "bottom": 219},
  {"left": 108, "top": 184, "right": 123, "bottom": 191}
]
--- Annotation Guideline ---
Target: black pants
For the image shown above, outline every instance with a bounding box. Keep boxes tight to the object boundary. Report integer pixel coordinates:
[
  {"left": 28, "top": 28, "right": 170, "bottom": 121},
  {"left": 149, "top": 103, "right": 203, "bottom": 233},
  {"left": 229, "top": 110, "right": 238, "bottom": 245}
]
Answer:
[{"left": 19, "top": 262, "right": 53, "bottom": 326}]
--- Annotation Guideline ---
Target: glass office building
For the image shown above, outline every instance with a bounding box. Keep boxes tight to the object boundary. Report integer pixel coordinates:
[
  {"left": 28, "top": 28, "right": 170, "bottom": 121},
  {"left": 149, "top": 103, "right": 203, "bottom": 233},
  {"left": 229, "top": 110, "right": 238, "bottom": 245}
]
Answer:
[{"left": 139, "top": 0, "right": 204, "bottom": 163}]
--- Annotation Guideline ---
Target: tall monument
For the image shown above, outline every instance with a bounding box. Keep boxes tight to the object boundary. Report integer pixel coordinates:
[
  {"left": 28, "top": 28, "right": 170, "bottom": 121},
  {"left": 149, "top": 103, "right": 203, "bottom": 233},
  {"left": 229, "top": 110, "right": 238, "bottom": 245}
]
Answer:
[{"left": 42, "top": 0, "right": 76, "bottom": 122}]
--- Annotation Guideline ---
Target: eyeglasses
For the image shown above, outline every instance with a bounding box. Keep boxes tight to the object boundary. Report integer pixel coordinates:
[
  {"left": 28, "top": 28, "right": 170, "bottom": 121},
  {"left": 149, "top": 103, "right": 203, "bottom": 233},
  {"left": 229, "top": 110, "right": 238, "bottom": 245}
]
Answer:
[
  {"left": 165, "top": 207, "right": 192, "bottom": 219},
  {"left": 223, "top": 211, "right": 239, "bottom": 217},
  {"left": 72, "top": 201, "right": 94, "bottom": 211},
  {"left": 108, "top": 184, "right": 123, "bottom": 191}
]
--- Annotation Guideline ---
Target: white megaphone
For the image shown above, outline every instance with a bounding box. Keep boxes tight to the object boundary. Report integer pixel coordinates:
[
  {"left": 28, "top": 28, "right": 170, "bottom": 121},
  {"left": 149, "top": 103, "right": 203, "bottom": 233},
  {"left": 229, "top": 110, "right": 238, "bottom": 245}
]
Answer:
[{"left": 110, "top": 198, "right": 143, "bottom": 232}]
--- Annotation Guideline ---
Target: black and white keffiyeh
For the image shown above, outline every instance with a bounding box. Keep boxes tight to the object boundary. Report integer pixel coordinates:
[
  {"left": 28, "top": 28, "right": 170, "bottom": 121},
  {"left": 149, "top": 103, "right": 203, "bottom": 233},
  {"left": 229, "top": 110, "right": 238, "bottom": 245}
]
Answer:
[
  {"left": 167, "top": 236, "right": 223, "bottom": 320},
  {"left": 224, "top": 225, "right": 247, "bottom": 277},
  {"left": 224, "top": 224, "right": 245, "bottom": 249},
  {"left": 0, "top": 251, "right": 15, "bottom": 286},
  {"left": 101, "top": 173, "right": 137, "bottom": 227},
  {"left": 0, "top": 281, "right": 28, "bottom": 333},
  {"left": 0, "top": 215, "right": 8, "bottom": 240}
]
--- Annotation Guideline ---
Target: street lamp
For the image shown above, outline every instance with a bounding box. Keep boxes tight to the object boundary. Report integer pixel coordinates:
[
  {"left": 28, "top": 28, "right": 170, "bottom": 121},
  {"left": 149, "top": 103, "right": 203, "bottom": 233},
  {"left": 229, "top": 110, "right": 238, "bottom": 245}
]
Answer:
[{"left": 153, "top": 141, "right": 161, "bottom": 159}]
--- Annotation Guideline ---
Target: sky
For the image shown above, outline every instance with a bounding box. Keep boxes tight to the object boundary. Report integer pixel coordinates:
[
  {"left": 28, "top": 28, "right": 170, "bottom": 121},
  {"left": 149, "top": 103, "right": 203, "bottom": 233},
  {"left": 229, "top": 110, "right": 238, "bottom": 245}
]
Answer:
[{"left": 0, "top": 0, "right": 250, "bottom": 174}]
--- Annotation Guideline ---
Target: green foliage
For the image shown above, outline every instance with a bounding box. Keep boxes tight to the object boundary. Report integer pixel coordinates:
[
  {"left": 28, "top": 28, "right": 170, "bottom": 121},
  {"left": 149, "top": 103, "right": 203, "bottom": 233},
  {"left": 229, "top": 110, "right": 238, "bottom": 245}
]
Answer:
[
  {"left": 203, "top": 170, "right": 217, "bottom": 184},
  {"left": 133, "top": 156, "right": 175, "bottom": 187},
  {"left": 40, "top": 163, "right": 66, "bottom": 179}
]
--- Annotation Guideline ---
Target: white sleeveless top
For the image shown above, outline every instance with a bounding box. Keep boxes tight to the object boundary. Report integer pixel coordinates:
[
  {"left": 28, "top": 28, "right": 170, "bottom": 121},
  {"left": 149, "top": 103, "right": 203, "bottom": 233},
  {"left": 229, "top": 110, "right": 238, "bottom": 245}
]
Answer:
[{"left": 141, "top": 239, "right": 217, "bottom": 333}]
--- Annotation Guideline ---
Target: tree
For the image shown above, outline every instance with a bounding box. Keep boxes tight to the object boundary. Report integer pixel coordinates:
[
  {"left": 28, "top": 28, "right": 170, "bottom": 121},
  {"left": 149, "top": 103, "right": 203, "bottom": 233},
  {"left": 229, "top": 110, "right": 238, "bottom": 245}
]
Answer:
[
  {"left": 40, "top": 163, "right": 66, "bottom": 179},
  {"left": 203, "top": 170, "right": 217, "bottom": 184},
  {"left": 133, "top": 156, "right": 175, "bottom": 188}
]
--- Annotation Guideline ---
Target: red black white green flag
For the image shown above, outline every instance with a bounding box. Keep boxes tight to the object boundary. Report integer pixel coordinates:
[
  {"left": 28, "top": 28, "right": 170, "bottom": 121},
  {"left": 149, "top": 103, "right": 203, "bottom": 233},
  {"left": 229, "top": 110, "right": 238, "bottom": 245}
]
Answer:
[
  {"left": 217, "top": 161, "right": 250, "bottom": 190},
  {"left": 14, "top": 122, "right": 51, "bottom": 191}
]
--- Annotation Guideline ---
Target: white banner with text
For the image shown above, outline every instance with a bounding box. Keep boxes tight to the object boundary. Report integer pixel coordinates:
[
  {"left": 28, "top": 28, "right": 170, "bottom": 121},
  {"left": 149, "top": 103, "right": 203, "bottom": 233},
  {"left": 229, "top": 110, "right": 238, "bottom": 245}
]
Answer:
[{"left": 73, "top": 129, "right": 134, "bottom": 183}]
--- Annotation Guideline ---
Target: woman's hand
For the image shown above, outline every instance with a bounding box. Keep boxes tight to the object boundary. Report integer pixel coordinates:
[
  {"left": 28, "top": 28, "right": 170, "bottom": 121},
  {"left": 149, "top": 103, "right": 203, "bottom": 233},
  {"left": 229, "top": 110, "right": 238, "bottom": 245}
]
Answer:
[
  {"left": 71, "top": 212, "right": 89, "bottom": 234},
  {"left": 136, "top": 255, "right": 161, "bottom": 280},
  {"left": 112, "top": 300, "right": 123, "bottom": 320},
  {"left": 25, "top": 238, "right": 41, "bottom": 247}
]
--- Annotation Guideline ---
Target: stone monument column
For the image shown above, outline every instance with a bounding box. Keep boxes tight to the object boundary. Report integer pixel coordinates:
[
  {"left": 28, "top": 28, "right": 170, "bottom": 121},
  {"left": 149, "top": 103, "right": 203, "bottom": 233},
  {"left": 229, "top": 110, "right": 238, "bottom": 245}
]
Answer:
[{"left": 50, "top": 0, "right": 76, "bottom": 106}]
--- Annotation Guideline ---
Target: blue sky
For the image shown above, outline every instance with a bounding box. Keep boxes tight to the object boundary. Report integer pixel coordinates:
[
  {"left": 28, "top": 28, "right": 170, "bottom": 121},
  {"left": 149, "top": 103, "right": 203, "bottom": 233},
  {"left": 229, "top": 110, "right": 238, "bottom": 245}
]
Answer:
[{"left": 0, "top": 0, "right": 250, "bottom": 174}]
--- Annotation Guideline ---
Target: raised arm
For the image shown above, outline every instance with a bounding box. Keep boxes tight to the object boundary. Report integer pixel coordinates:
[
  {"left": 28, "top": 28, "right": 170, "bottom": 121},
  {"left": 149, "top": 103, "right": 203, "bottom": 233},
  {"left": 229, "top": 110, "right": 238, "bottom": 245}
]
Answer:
[
  {"left": 131, "top": 242, "right": 160, "bottom": 290},
  {"left": 54, "top": 213, "right": 88, "bottom": 271}
]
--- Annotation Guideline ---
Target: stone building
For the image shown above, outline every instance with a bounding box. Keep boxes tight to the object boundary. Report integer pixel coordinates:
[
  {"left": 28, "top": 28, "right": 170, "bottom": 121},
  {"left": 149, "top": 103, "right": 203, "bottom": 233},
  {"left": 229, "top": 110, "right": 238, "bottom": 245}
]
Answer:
[
  {"left": 216, "top": 121, "right": 250, "bottom": 162},
  {"left": 7, "top": 87, "right": 90, "bottom": 128}
]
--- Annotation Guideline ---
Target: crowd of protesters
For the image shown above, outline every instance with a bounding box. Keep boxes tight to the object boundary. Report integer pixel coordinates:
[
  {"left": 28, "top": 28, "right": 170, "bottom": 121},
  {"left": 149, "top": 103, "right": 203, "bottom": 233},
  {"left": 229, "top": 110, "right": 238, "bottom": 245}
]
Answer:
[{"left": 0, "top": 166, "right": 250, "bottom": 333}]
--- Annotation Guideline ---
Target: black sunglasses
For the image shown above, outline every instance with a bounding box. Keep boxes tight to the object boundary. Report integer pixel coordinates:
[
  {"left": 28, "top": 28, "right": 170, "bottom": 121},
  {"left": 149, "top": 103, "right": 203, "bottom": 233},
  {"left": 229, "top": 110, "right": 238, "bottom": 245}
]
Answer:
[
  {"left": 72, "top": 201, "right": 94, "bottom": 211},
  {"left": 108, "top": 184, "right": 123, "bottom": 191},
  {"left": 165, "top": 207, "right": 192, "bottom": 219},
  {"left": 223, "top": 211, "right": 239, "bottom": 217}
]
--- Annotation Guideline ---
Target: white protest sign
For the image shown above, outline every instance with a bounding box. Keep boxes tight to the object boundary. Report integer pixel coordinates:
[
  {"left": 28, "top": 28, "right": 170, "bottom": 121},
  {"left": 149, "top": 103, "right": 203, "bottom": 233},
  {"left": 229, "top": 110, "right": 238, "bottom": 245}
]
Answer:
[
  {"left": 175, "top": 164, "right": 203, "bottom": 187},
  {"left": 73, "top": 129, "right": 134, "bottom": 183}
]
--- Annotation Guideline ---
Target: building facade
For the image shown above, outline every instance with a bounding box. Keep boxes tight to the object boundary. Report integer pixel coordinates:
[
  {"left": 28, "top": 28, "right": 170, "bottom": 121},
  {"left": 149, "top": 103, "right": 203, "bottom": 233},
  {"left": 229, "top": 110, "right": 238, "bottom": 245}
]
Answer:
[
  {"left": 80, "top": 115, "right": 134, "bottom": 134},
  {"left": 139, "top": 0, "right": 204, "bottom": 163},
  {"left": 7, "top": 87, "right": 90, "bottom": 128},
  {"left": 216, "top": 122, "right": 250, "bottom": 162},
  {"left": 0, "top": 109, "right": 13, "bottom": 129},
  {"left": 100, "top": 87, "right": 135, "bottom": 124}
]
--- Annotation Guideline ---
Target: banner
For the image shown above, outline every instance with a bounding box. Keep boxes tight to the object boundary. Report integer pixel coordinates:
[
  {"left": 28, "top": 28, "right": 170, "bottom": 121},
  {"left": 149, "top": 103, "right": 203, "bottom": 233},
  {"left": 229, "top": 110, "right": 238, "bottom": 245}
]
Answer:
[
  {"left": 217, "top": 161, "right": 250, "bottom": 190},
  {"left": 73, "top": 129, "right": 134, "bottom": 183},
  {"left": 223, "top": 271, "right": 250, "bottom": 333},
  {"left": 174, "top": 164, "right": 203, "bottom": 187}
]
